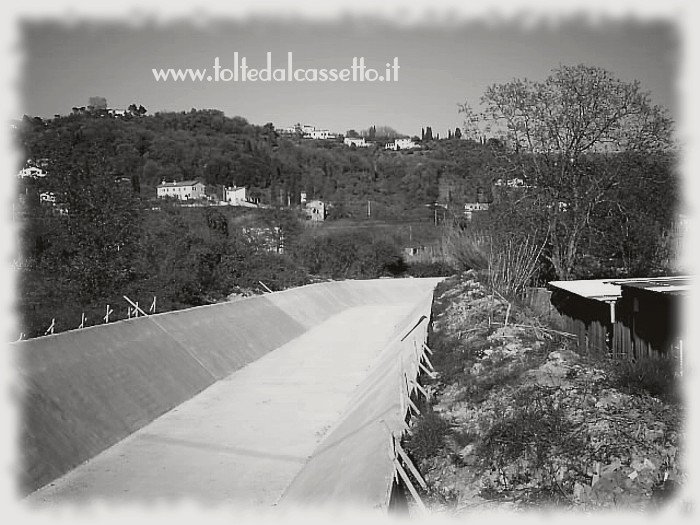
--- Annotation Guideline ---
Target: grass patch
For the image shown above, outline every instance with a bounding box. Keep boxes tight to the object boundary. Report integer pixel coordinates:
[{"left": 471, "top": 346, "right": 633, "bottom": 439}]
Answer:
[{"left": 608, "top": 357, "right": 681, "bottom": 404}]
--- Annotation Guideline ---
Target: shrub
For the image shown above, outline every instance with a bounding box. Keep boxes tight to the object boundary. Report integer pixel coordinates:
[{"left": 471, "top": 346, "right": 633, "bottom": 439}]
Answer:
[
  {"left": 291, "top": 230, "right": 406, "bottom": 279},
  {"left": 442, "top": 224, "right": 489, "bottom": 271},
  {"left": 486, "top": 234, "right": 547, "bottom": 300},
  {"left": 442, "top": 224, "right": 546, "bottom": 300},
  {"left": 406, "top": 261, "right": 456, "bottom": 278},
  {"left": 404, "top": 410, "right": 452, "bottom": 463}
]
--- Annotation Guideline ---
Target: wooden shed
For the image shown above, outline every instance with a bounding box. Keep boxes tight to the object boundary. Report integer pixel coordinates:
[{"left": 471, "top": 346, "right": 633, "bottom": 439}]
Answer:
[{"left": 548, "top": 276, "right": 690, "bottom": 364}]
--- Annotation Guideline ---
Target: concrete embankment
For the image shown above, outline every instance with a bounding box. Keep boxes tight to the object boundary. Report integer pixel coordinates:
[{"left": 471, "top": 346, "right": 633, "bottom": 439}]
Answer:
[{"left": 16, "top": 278, "right": 440, "bottom": 501}]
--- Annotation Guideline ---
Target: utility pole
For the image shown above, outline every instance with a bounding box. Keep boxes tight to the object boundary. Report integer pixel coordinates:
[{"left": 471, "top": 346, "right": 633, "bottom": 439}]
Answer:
[{"left": 368, "top": 200, "right": 371, "bottom": 218}]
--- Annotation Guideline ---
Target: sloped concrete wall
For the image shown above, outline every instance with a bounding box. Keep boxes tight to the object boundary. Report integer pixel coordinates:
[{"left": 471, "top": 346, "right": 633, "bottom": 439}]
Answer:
[
  {"left": 15, "top": 278, "right": 440, "bottom": 496},
  {"left": 278, "top": 291, "right": 435, "bottom": 509}
]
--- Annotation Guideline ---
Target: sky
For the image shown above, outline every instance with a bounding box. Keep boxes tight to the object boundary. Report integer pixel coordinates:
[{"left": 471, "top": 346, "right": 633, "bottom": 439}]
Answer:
[{"left": 18, "top": 12, "right": 679, "bottom": 138}]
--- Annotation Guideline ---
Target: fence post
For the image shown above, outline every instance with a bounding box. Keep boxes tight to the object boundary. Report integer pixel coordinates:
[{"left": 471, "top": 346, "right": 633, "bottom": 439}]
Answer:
[{"left": 104, "top": 305, "right": 113, "bottom": 324}]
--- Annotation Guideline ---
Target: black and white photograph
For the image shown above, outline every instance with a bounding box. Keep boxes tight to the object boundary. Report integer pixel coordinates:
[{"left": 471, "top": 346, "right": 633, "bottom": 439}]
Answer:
[{"left": 3, "top": 0, "right": 697, "bottom": 523}]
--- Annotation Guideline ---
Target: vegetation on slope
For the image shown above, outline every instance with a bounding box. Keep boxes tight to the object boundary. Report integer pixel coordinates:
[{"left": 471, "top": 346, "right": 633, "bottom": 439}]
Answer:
[{"left": 403, "top": 273, "right": 685, "bottom": 514}]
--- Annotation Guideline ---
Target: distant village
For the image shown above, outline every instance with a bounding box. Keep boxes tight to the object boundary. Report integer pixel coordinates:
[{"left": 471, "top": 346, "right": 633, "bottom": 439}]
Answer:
[
  {"left": 275, "top": 123, "right": 421, "bottom": 151},
  {"left": 17, "top": 117, "right": 495, "bottom": 225}
]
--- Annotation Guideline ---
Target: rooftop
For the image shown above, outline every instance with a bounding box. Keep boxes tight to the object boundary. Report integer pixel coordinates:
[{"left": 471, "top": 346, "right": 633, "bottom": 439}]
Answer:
[
  {"left": 158, "top": 180, "right": 202, "bottom": 187},
  {"left": 548, "top": 276, "right": 693, "bottom": 302}
]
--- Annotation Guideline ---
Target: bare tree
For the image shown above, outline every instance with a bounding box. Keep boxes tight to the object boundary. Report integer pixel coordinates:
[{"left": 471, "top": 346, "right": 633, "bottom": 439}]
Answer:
[{"left": 460, "top": 64, "right": 675, "bottom": 279}]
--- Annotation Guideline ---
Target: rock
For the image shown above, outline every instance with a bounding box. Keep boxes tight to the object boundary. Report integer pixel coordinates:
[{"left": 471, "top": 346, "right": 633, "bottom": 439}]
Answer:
[
  {"left": 503, "top": 342, "right": 522, "bottom": 354},
  {"left": 470, "top": 363, "right": 485, "bottom": 375},
  {"left": 644, "top": 428, "right": 665, "bottom": 442},
  {"left": 595, "top": 391, "right": 624, "bottom": 408},
  {"left": 548, "top": 348, "right": 580, "bottom": 363},
  {"left": 489, "top": 325, "right": 521, "bottom": 340},
  {"left": 459, "top": 444, "right": 477, "bottom": 462}
]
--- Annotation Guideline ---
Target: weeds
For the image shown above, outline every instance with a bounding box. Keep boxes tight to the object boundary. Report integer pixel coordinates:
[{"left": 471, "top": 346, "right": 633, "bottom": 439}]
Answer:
[
  {"left": 403, "top": 410, "right": 452, "bottom": 463},
  {"left": 486, "top": 234, "right": 547, "bottom": 300},
  {"left": 607, "top": 357, "right": 681, "bottom": 405},
  {"left": 477, "top": 385, "right": 588, "bottom": 504},
  {"left": 442, "top": 224, "right": 546, "bottom": 300},
  {"left": 442, "top": 225, "right": 489, "bottom": 271}
]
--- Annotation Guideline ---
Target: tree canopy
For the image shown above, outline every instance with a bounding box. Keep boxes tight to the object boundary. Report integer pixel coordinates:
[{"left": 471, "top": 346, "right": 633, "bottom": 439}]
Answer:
[{"left": 460, "top": 64, "right": 676, "bottom": 279}]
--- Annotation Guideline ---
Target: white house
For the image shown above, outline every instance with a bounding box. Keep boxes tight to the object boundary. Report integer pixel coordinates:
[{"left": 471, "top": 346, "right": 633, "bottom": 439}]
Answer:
[
  {"left": 305, "top": 200, "right": 327, "bottom": 222},
  {"left": 224, "top": 186, "right": 257, "bottom": 207},
  {"left": 301, "top": 125, "right": 332, "bottom": 140},
  {"left": 39, "top": 191, "right": 56, "bottom": 204},
  {"left": 157, "top": 180, "right": 206, "bottom": 201},
  {"left": 344, "top": 137, "right": 368, "bottom": 148},
  {"left": 18, "top": 166, "right": 47, "bottom": 179},
  {"left": 307, "top": 129, "right": 331, "bottom": 140},
  {"left": 494, "top": 177, "right": 528, "bottom": 188},
  {"left": 385, "top": 138, "right": 418, "bottom": 150},
  {"left": 464, "top": 202, "right": 489, "bottom": 220}
]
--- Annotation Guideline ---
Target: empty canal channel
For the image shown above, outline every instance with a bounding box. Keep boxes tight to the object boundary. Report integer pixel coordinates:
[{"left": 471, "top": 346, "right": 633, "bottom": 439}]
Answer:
[{"left": 17, "top": 278, "right": 442, "bottom": 509}]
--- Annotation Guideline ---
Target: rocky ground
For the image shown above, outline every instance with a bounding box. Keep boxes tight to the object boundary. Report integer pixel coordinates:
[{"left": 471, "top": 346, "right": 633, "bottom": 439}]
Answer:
[{"left": 403, "top": 272, "right": 687, "bottom": 516}]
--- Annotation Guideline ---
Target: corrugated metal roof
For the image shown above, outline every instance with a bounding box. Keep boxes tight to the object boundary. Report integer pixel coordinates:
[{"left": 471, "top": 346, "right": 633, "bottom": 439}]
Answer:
[
  {"left": 548, "top": 279, "right": 621, "bottom": 302},
  {"left": 549, "top": 276, "right": 692, "bottom": 302},
  {"left": 619, "top": 278, "right": 693, "bottom": 296}
]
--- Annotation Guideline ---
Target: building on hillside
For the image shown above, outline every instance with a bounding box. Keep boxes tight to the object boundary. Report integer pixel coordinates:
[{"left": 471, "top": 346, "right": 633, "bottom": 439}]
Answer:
[
  {"left": 306, "top": 128, "right": 332, "bottom": 140},
  {"left": 298, "top": 124, "right": 333, "bottom": 140},
  {"left": 39, "top": 192, "right": 56, "bottom": 204},
  {"left": 156, "top": 180, "right": 206, "bottom": 201},
  {"left": 223, "top": 185, "right": 258, "bottom": 206},
  {"left": 279, "top": 124, "right": 334, "bottom": 139},
  {"left": 18, "top": 166, "right": 47, "bottom": 179},
  {"left": 344, "top": 137, "right": 368, "bottom": 148},
  {"left": 38, "top": 191, "right": 68, "bottom": 215},
  {"left": 305, "top": 199, "right": 327, "bottom": 222},
  {"left": 494, "top": 177, "right": 529, "bottom": 188},
  {"left": 385, "top": 138, "right": 418, "bottom": 151},
  {"left": 275, "top": 126, "right": 298, "bottom": 136},
  {"left": 463, "top": 202, "right": 489, "bottom": 220}
]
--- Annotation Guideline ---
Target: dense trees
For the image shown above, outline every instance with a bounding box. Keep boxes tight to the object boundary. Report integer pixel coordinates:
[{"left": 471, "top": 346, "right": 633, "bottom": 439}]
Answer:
[{"left": 291, "top": 231, "right": 406, "bottom": 279}]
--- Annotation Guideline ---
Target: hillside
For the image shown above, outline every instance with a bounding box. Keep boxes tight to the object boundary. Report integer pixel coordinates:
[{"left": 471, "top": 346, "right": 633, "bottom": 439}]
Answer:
[{"left": 403, "top": 273, "right": 685, "bottom": 515}]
